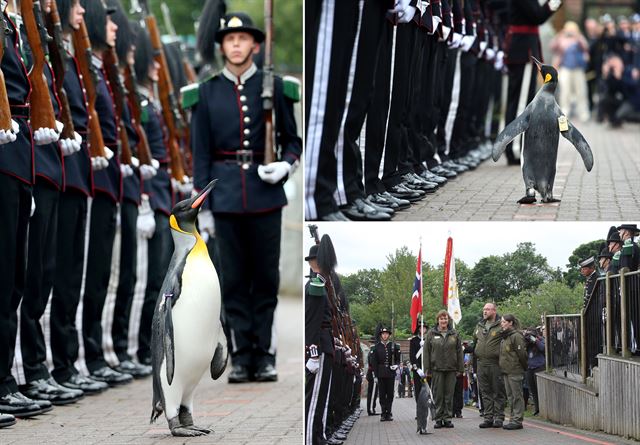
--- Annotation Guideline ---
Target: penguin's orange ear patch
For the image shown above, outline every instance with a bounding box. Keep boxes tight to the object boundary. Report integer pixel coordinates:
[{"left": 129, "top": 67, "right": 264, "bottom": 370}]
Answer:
[{"left": 544, "top": 73, "right": 552, "bottom": 83}]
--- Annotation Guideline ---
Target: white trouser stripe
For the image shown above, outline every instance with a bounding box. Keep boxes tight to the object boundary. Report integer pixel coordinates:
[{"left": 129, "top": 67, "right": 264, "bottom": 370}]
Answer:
[
  {"left": 128, "top": 233, "right": 149, "bottom": 360},
  {"left": 444, "top": 49, "right": 462, "bottom": 155},
  {"left": 379, "top": 25, "right": 398, "bottom": 178},
  {"left": 306, "top": 353, "right": 325, "bottom": 445}
]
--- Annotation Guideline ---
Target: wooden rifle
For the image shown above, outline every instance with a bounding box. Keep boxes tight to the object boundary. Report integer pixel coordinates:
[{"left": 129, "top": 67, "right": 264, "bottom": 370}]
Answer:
[
  {"left": 139, "top": 0, "right": 186, "bottom": 182},
  {"left": 103, "top": 48, "right": 132, "bottom": 165},
  {"left": 72, "top": 21, "right": 106, "bottom": 158},
  {"left": 262, "top": 0, "right": 275, "bottom": 165},
  {"left": 44, "top": 0, "right": 74, "bottom": 139},
  {"left": 0, "top": 12, "right": 13, "bottom": 131},
  {"left": 21, "top": 0, "right": 57, "bottom": 132},
  {"left": 123, "top": 63, "right": 153, "bottom": 166}
]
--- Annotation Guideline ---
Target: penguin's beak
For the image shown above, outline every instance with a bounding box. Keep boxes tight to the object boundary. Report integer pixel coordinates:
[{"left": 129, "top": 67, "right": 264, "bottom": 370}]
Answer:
[
  {"left": 530, "top": 56, "right": 542, "bottom": 71},
  {"left": 190, "top": 179, "right": 218, "bottom": 210}
]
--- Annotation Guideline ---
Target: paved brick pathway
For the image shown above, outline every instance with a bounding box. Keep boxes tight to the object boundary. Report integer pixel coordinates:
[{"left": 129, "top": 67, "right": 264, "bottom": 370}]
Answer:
[
  {"left": 396, "top": 122, "right": 640, "bottom": 221},
  {"left": 0, "top": 297, "right": 303, "bottom": 445},
  {"left": 345, "top": 397, "right": 637, "bottom": 445}
]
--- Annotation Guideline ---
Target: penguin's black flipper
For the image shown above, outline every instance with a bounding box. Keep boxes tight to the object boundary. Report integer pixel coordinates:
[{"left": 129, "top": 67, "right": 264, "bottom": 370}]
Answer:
[
  {"left": 560, "top": 122, "right": 594, "bottom": 171},
  {"left": 492, "top": 110, "right": 531, "bottom": 161},
  {"left": 210, "top": 321, "right": 228, "bottom": 380},
  {"left": 163, "top": 294, "right": 176, "bottom": 385}
]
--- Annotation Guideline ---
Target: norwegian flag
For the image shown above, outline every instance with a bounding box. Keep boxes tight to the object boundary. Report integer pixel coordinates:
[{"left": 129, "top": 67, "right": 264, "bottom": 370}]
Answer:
[{"left": 410, "top": 246, "right": 423, "bottom": 333}]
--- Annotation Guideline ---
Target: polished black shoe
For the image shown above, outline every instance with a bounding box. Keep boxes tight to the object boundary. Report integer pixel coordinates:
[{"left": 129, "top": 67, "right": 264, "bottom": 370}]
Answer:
[
  {"left": 379, "top": 192, "right": 411, "bottom": 210},
  {"left": 20, "top": 378, "right": 82, "bottom": 406},
  {"left": 341, "top": 198, "right": 391, "bottom": 221},
  {"left": 115, "top": 360, "right": 152, "bottom": 378},
  {"left": 320, "top": 211, "right": 350, "bottom": 221},
  {"left": 326, "top": 438, "right": 343, "bottom": 445},
  {"left": 90, "top": 366, "right": 133, "bottom": 386},
  {"left": 59, "top": 373, "right": 108, "bottom": 394},
  {"left": 0, "top": 393, "right": 43, "bottom": 418},
  {"left": 228, "top": 364, "right": 250, "bottom": 383},
  {"left": 492, "top": 420, "right": 504, "bottom": 428},
  {"left": 363, "top": 197, "right": 394, "bottom": 216},
  {"left": 0, "top": 413, "right": 16, "bottom": 428},
  {"left": 454, "top": 412, "right": 463, "bottom": 418},
  {"left": 479, "top": 419, "right": 494, "bottom": 428},
  {"left": 388, "top": 184, "right": 423, "bottom": 202},
  {"left": 367, "top": 193, "right": 398, "bottom": 210},
  {"left": 255, "top": 364, "right": 278, "bottom": 382},
  {"left": 420, "top": 170, "right": 447, "bottom": 185},
  {"left": 444, "top": 421, "right": 454, "bottom": 428},
  {"left": 434, "top": 420, "right": 444, "bottom": 429},
  {"left": 431, "top": 165, "right": 457, "bottom": 178},
  {"left": 333, "top": 432, "right": 347, "bottom": 440},
  {"left": 503, "top": 422, "right": 523, "bottom": 430}
]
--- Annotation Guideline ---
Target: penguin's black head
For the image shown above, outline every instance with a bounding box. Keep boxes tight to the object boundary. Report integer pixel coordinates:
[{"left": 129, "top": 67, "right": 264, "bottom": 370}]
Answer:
[
  {"left": 169, "top": 179, "right": 217, "bottom": 234},
  {"left": 531, "top": 56, "right": 558, "bottom": 85}
]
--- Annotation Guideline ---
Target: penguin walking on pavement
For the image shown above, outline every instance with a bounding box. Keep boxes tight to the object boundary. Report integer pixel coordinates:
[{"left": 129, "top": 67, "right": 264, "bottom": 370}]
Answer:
[
  {"left": 416, "top": 375, "right": 435, "bottom": 435},
  {"left": 149, "top": 179, "right": 228, "bottom": 437},
  {"left": 492, "top": 56, "right": 594, "bottom": 204}
]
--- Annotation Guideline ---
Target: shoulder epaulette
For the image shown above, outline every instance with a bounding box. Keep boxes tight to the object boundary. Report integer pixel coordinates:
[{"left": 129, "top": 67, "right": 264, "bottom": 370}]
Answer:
[
  {"left": 309, "top": 276, "right": 325, "bottom": 297},
  {"left": 180, "top": 74, "right": 216, "bottom": 110},
  {"left": 282, "top": 75, "right": 301, "bottom": 103}
]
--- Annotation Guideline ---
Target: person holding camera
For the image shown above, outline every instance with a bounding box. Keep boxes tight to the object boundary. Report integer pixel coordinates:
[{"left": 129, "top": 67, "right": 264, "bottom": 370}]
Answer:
[{"left": 524, "top": 327, "right": 545, "bottom": 416}]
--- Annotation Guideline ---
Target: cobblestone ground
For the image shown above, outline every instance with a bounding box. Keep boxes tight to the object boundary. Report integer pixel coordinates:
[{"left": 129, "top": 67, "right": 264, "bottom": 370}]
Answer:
[
  {"left": 396, "top": 122, "right": 640, "bottom": 221},
  {"left": 345, "top": 397, "right": 638, "bottom": 445},
  {"left": 1, "top": 297, "right": 303, "bottom": 445}
]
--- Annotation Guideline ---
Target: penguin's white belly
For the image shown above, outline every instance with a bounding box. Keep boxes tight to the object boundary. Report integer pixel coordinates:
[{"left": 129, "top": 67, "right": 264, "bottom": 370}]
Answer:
[{"left": 162, "top": 253, "right": 221, "bottom": 401}]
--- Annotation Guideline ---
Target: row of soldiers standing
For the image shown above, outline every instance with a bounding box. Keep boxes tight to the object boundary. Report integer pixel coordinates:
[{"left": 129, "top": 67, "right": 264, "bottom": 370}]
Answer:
[
  {"left": 305, "top": 234, "right": 364, "bottom": 445},
  {"left": 0, "top": 0, "right": 302, "bottom": 427},
  {"left": 305, "top": 0, "right": 563, "bottom": 221}
]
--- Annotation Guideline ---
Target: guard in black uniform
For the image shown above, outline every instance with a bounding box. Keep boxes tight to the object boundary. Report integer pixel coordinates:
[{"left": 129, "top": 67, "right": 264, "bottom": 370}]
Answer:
[
  {"left": 370, "top": 327, "right": 400, "bottom": 421},
  {"left": 190, "top": 12, "right": 301, "bottom": 383},
  {"left": 366, "top": 348, "right": 379, "bottom": 416},
  {"left": 410, "top": 321, "right": 427, "bottom": 416},
  {"left": 579, "top": 256, "right": 597, "bottom": 307},
  {"left": 618, "top": 224, "right": 640, "bottom": 272}
]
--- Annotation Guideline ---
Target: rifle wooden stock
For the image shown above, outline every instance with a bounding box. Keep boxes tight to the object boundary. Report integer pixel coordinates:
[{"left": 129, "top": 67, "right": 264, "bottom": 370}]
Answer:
[
  {"left": 103, "top": 48, "right": 132, "bottom": 166},
  {"left": 72, "top": 22, "right": 106, "bottom": 158},
  {"left": 143, "top": 13, "right": 185, "bottom": 182},
  {"left": 21, "top": 0, "right": 57, "bottom": 132},
  {"left": 123, "top": 64, "right": 153, "bottom": 166},
  {"left": 45, "top": 0, "right": 75, "bottom": 139},
  {"left": 0, "top": 16, "right": 12, "bottom": 131},
  {"left": 262, "top": 0, "right": 275, "bottom": 165}
]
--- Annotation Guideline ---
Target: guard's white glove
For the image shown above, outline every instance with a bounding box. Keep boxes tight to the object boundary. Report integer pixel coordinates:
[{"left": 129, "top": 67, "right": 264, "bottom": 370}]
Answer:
[
  {"left": 494, "top": 50, "right": 505, "bottom": 71},
  {"left": 30, "top": 196, "right": 35, "bottom": 217},
  {"left": 479, "top": 41, "right": 488, "bottom": 57},
  {"left": 389, "top": 0, "right": 411, "bottom": 13},
  {"left": 306, "top": 358, "right": 320, "bottom": 374},
  {"left": 257, "top": 161, "right": 291, "bottom": 184},
  {"left": 151, "top": 158, "right": 160, "bottom": 169},
  {"left": 59, "top": 131, "right": 82, "bottom": 156},
  {"left": 136, "top": 195, "right": 156, "bottom": 239},
  {"left": 178, "top": 177, "right": 193, "bottom": 195},
  {"left": 449, "top": 32, "right": 463, "bottom": 48},
  {"left": 420, "top": 340, "right": 425, "bottom": 347},
  {"left": 441, "top": 25, "right": 452, "bottom": 41},
  {"left": 547, "top": 0, "right": 561, "bottom": 11},
  {"left": 91, "top": 156, "right": 109, "bottom": 171},
  {"left": 104, "top": 146, "right": 114, "bottom": 160},
  {"left": 33, "top": 126, "right": 60, "bottom": 145},
  {"left": 398, "top": 5, "right": 416, "bottom": 23},
  {"left": 417, "top": 368, "right": 425, "bottom": 378},
  {"left": 461, "top": 35, "right": 476, "bottom": 52},
  {"left": 120, "top": 163, "right": 134, "bottom": 178},
  {"left": 0, "top": 119, "right": 19, "bottom": 145},
  {"left": 390, "top": 365, "right": 398, "bottom": 371},
  {"left": 485, "top": 47, "right": 496, "bottom": 61},
  {"left": 130, "top": 156, "right": 140, "bottom": 168},
  {"left": 197, "top": 209, "right": 215, "bottom": 238},
  {"left": 139, "top": 163, "right": 157, "bottom": 180}
]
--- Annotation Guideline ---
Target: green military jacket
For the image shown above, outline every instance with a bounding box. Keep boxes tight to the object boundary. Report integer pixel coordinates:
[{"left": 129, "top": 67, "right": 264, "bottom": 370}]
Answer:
[
  {"left": 473, "top": 318, "right": 503, "bottom": 362},
  {"left": 499, "top": 329, "right": 528, "bottom": 375},
  {"left": 423, "top": 327, "right": 463, "bottom": 373}
]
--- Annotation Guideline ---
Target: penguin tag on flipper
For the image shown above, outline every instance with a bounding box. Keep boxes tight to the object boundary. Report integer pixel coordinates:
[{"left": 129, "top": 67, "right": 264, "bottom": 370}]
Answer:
[
  {"left": 163, "top": 293, "right": 175, "bottom": 385},
  {"left": 558, "top": 116, "right": 569, "bottom": 132}
]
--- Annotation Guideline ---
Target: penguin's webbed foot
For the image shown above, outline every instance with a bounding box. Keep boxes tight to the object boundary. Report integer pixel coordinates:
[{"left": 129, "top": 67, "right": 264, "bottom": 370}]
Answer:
[
  {"left": 185, "top": 424, "right": 212, "bottom": 434},
  {"left": 543, "top": 197, "right": 561, "bottom": 203},
  {"left": 517, "top": 196, "right": 537, "bottom": 204},
  {"left": 170, "top": 426, "right": 209, "bottom": 437}
]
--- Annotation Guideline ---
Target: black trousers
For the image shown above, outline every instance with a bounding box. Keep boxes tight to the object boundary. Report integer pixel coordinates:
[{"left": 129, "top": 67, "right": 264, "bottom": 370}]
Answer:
[
  {"left": 327, "top": 354, "right": 343, "bottom": 435},
  {"left": 366, "top": 376, "right": 378, "bottom": 413},
  {"left": 453, "top": 374, "right": 464, "bottom": 415},
  {"left": 526, "top": 365, "right": 544, "bottom": 413},
  {"left": 215, "top": 210, "right": 281, "bottom": 367},
  {"left": 50, "top": 190, "right": 88, "bottom": 383},
  {"left": 112, "top": 200, "right": 138, "bottom": 362},
  {"left": 0, "top": 174, "right": 32, "bottom": 397},
  {"left": 378, "top": 376, "right": 395, "bottom": 415},
  {"left": 412, "top": 369, "right": 423, "bottom": 414},
  {"left": 82, "top": 193, "right": 117, "bottom": 373},
  {"left": 20, "top": 180, "right": 60, "bottom": 383},
  {"left": 505, "top": 62, "right": 537, "bottom": 162},
  {"left": 351, "top": 373, "right": 362, "bottom": 411},
  {"left": 305, "top": 353, "right": 332, "bottom": 445},
  {"left": 138, "top": 211, "right": 171, "bottom": 364},
  {"left": 420, "top": 37, "right": 443, "bottom": 169}
]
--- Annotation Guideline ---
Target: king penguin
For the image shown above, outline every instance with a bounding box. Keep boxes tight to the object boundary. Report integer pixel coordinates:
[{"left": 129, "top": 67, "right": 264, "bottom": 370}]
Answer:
[
  {"left": 149, "top": 179, "right": 228, "bottom": 437},
  {"left": 492, "top": 56, "right": 594, "bottom": 204}
]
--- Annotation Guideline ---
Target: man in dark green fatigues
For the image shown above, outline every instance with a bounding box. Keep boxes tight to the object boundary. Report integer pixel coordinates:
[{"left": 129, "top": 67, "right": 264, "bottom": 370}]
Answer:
[{"left": 472, "top": 302, "right": 506, "bottom": 428}]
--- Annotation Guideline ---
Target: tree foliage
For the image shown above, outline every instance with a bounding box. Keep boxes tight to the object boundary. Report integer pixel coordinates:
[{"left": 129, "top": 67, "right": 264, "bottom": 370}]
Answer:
[{"left": 564, "top": 239, "right": 604, "bottom": 288}]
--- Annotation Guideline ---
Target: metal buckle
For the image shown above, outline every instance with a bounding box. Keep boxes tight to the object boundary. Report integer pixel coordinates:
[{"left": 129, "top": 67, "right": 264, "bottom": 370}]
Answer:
[{"left": 235, "top": 149, "right": 253, "bottom": 170}]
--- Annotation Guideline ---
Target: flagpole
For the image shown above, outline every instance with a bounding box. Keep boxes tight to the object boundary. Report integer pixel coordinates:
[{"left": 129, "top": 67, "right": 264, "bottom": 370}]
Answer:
[{"left": 419, "top": 238, "right": 424, "bottom": 371}]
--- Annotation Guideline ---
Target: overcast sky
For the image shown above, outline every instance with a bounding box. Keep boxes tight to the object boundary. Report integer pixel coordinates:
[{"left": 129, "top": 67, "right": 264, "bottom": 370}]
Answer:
[{"left": 303, "top": 221, "right": 625, "bottom": 275}]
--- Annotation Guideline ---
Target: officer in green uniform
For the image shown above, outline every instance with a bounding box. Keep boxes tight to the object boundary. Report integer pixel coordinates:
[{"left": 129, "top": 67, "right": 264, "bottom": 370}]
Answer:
[
  {"left": 424, "top": 310, "right": 463, "bottom": 429},
  {"left": 618, "top": 224, "right": 640, "bottom": 271},
  {"left": 472, "top": 302, "right": 506, "bottom": 428},
  {"left": 499, "top": 314, "right": 528, "bottom": 430}
]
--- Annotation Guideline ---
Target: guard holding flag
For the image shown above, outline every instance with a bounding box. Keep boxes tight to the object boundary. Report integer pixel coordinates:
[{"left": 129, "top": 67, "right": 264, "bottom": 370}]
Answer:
[{"left": 370, "top": 327, "right": 400, "bottom": 422}]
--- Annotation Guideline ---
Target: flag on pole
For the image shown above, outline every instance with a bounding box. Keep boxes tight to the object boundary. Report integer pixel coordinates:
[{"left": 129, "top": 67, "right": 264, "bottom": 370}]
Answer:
[
  {"left": 410, "top": 245, "right": 423, "bottom": 333},
  {"left": 444, "top": 237, "right": 462, "bottom": 324}
]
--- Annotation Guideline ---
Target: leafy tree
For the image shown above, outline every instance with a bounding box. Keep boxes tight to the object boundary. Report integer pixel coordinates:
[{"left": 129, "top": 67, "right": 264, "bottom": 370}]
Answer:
[
  {"left": 564, "top": 240, "right": 604, "bottom": 288},
  {"left": 339, "top": 269, "right": 383, "bottom": 306}
]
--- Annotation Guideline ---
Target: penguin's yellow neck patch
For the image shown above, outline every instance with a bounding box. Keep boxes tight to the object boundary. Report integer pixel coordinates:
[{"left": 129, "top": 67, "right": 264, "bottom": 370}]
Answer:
[
  {"left": 169, "top": 215, "right": 189, "bottom": 234},
  {"left": 544, "top": 73, "right": 552, "bottom": 83}
]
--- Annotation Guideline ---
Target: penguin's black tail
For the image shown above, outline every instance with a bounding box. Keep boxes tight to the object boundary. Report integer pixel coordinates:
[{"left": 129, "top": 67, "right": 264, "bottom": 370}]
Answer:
[{"left": 150, "top": 401, "right": 163, "bottom": 424}]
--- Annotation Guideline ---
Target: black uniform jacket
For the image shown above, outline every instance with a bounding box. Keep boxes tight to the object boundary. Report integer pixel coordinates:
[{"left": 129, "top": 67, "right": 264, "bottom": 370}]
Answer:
[
  {"left": 120, "top": 101, "right": 141, "bottom": 205},
  {"left": 191, "top": 64, "right": 302, "bottom": 214},
  {"left": 371, "top": 341, "right": 401, "bottom": 379},
  {"left": 503, "top": 0, "right": 554, "bottom": 64},
  {"left": 305, "top": 273, "right": 334, "bottom": 357},
  {"left": 0, "top": 12, "right": 32, "bottom": 185},
  {"left": 62, "top": 48, "right": 93, "bottom": 197}
]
